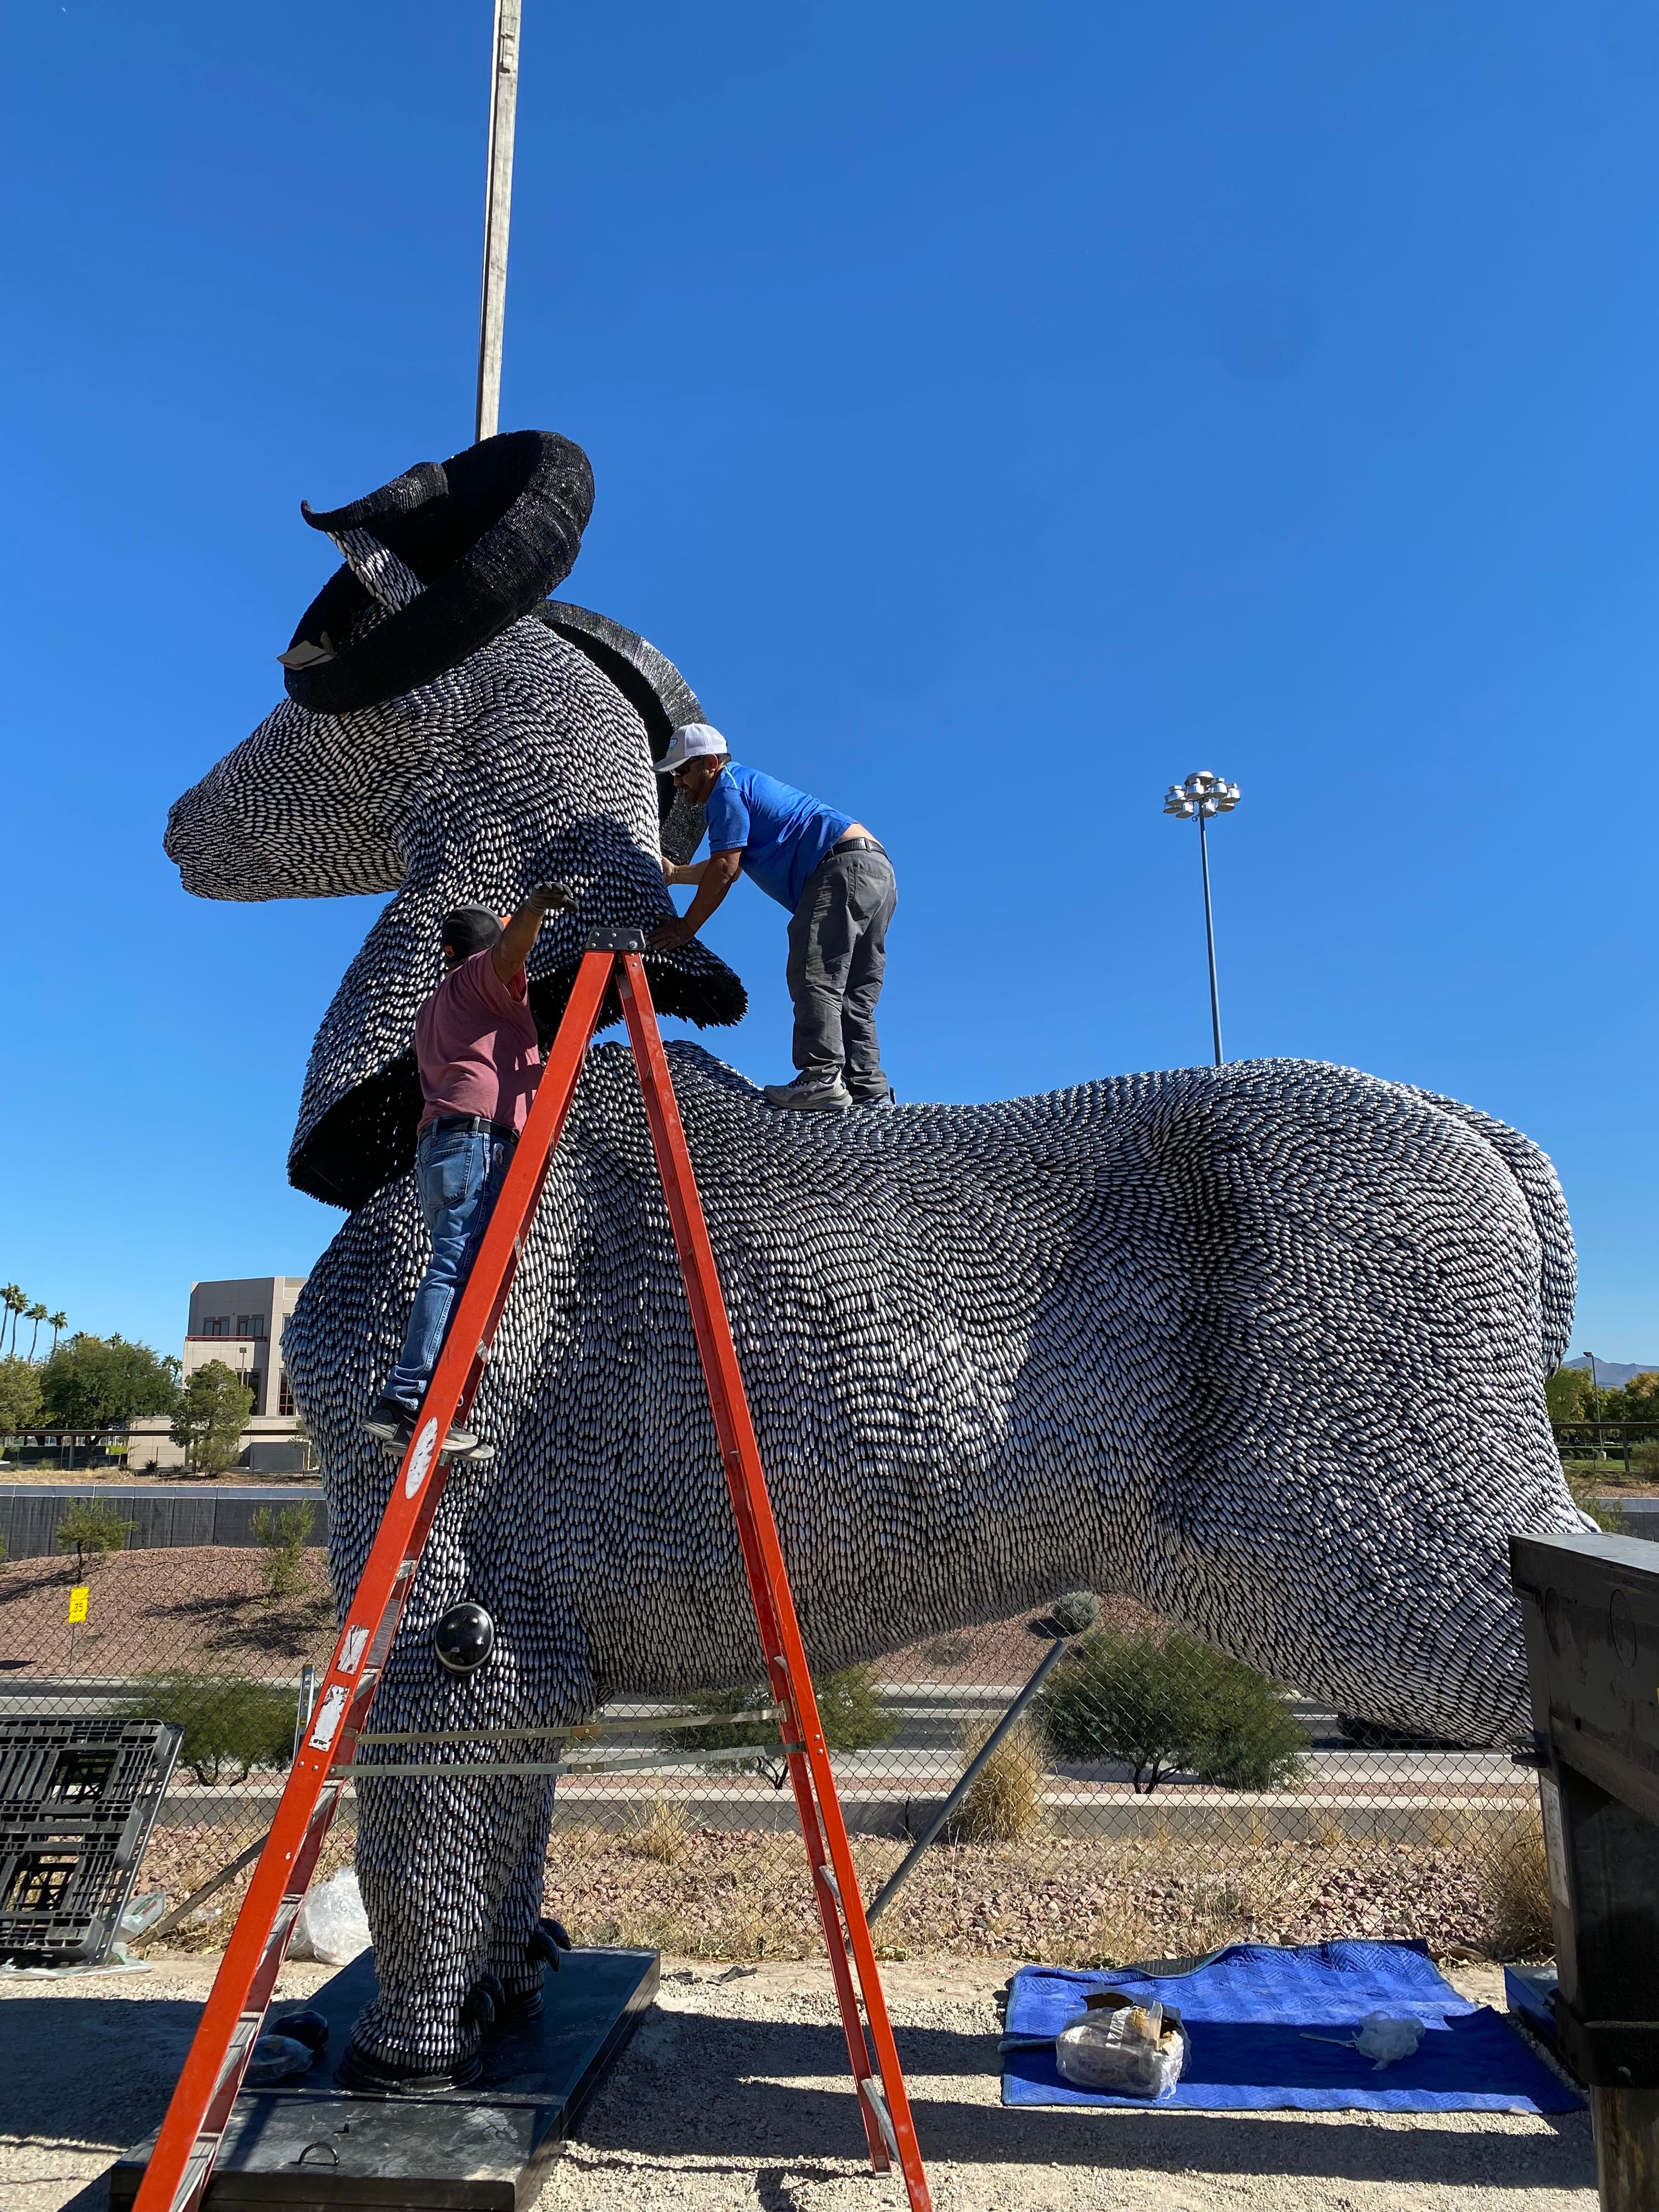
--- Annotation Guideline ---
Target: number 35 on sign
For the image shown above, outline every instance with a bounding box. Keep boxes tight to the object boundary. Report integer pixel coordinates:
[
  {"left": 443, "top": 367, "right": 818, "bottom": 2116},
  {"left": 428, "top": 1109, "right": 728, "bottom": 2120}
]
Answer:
[{"left": 67, "top": 1585, "right": 89, "bottom": 1624}]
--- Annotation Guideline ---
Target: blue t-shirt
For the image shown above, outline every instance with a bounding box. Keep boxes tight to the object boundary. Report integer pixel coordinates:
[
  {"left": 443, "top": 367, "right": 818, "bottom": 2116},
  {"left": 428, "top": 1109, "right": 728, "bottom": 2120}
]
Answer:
[{"left": 702, "top": 762, "right": 854, "bottom": 913}]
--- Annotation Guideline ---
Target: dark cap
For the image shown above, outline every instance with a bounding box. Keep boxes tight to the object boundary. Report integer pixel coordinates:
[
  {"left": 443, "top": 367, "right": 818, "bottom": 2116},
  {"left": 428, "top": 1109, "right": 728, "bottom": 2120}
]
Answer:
[{"left": 441, "top": 906, "right": 503, "bottom": 960}]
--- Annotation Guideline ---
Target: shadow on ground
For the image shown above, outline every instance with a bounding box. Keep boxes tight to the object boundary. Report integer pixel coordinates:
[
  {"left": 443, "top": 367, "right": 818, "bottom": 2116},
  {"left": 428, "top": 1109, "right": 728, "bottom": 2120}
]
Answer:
[{"left": 575, "top": 2007, "right": 1596, "bottom": 2192}]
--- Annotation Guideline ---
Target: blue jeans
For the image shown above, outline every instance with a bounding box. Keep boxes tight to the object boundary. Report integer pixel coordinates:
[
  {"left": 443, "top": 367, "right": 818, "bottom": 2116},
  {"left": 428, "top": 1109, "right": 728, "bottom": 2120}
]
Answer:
[{"left": 382, "top": 1123, "right": 516, "bottom": 1414}]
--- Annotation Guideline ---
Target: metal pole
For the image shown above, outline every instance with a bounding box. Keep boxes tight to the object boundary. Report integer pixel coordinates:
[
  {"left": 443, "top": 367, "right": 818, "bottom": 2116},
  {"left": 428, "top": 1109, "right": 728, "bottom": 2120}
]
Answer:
[
  {"left": 866, "top": 1637, "right": 1070, "bottom": 1925},
  {"left": 1198, "top": 808, "right": 1224, "bottom": 1068},
  {"left": 475, "top": 0, "right": 522, "bottom": 443},
  {"left": 291, "top": 1664, "right": 317, "bottom": 1765}
]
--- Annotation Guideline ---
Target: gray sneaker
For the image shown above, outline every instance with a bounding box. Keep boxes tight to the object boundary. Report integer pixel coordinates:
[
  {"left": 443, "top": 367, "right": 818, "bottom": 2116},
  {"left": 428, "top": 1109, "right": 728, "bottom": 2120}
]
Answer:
[
  {"left": 761, "top": 1074, "right": 853, "bottom": 1111},
  {"left": 849, "top": 1090, "right": 896, "bottom": 1109}
]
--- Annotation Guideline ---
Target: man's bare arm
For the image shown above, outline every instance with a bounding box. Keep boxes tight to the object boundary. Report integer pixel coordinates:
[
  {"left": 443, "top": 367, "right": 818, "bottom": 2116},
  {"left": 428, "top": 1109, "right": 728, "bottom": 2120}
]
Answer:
[
  {"left": 493, "top": 882, "right": 574, "bottom": 980},
  {"left": 662, "top": 856, "right": 711, "bottom": 887},
  {"left": 647, "top": 849, "right": 742, "bottom": 950}
]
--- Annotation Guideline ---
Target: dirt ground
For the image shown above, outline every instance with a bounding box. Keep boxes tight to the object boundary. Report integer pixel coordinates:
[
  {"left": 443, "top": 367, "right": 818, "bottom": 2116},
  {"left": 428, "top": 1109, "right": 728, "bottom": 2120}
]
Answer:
[{"left": 0, "top": 1951, "right": 1594, "bottom": 2212}]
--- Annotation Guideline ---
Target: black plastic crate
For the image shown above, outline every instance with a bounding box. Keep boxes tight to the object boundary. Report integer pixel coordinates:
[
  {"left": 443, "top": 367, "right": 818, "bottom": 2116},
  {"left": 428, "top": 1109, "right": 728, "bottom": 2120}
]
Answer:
[{"left": 0, "top": 1717, "right": 182, "bottom": 1964}]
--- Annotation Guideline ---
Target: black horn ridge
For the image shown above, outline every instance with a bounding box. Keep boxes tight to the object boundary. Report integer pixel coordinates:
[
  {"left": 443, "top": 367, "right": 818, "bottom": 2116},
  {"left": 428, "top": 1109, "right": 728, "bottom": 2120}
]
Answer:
[
  {"left": 282, "top": 431, "right": 595, "bottom": 716},
  {"left": 300, "top": 460, "right": 449, "bottom": 536}
]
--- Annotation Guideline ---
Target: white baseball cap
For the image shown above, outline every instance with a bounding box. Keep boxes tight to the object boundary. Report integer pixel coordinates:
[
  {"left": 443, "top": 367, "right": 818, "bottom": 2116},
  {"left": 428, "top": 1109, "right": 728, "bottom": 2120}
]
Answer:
[{"left": 656, "top": 722, "right": 730, "bottom": 774}]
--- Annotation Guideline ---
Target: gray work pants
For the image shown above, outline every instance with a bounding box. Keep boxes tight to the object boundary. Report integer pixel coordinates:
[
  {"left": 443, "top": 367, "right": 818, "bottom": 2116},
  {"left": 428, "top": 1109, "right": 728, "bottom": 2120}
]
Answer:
[{"left": 786, "top": 845, "right": 897, "bottom": 1096}]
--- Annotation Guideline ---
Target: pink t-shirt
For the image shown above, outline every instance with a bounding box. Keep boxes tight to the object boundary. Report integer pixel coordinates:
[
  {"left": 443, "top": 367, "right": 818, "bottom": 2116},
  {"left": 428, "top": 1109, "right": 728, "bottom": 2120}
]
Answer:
[{"left": 414, "top": 949, "right": 542, "bottom": 1135}]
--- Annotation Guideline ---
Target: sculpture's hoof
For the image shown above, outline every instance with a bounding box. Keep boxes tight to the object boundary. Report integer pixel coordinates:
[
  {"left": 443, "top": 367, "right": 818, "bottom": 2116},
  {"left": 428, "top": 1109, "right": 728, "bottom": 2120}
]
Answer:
[
  {"left": 495, "top": 1985, "right": 546, "bottom": 2027},
  {"left": 462, "top": 1972, "right": 507, "bottom": 2032},
  {"left": 527, "top": 1916, "right": 573, "bottom": 1972},
  {"left": 334, "top": 2040, "right": 483, "bottom": 2095}
]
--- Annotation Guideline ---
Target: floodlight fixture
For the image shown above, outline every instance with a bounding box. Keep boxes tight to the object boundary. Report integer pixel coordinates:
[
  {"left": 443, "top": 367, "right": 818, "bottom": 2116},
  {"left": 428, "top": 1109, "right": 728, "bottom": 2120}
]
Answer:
[{"left": 1163, "top": 769, "right": 1242, "bottom": 1068}]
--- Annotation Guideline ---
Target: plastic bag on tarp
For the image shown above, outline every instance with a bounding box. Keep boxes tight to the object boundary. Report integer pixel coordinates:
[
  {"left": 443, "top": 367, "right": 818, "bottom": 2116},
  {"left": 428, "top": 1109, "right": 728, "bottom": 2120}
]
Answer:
[
  {"left": 1302, "top": 2011, "right": 1427, "bottom": 2069},
  {"left": 1055, "top": 1992, "right": 1187, "bottom": 2097},
  {"left": 289, "top": 1870, "right": 370, "bottom": 1964}
]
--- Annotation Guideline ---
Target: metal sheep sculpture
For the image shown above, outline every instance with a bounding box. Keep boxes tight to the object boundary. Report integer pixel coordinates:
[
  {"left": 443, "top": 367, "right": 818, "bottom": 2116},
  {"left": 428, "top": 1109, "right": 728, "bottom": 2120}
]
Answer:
[{"left": 165, "top": 429, "right": 1582, "bottom": 2089}]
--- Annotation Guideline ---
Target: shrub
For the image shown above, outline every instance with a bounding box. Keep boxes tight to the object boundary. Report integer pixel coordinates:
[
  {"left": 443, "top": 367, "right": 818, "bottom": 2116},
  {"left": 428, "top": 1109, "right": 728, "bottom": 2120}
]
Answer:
[
  {"left": 56, "top": 1497, "right": 133, "bottom": 1575},
  {"left": 1565, "top": 1470, "right": 1625, "bottom": 1533},
  {"left": 659, "top": 1664, "right": 896, "bottom": 1789},
  {"left": 944, "top": 1714, "right": 1047, "bottom": 1843},
  {"left": 250, "top": 1502, "right": 315, "bottom": 1601},
  {"left": 112, "top": 1671, "right": 296, "bottom": 1785},
  {"left": 625, "top": 1794, "right": 690, "bottom": 1864},
  {"left": 1039, "top": 1623, "right": 1307, "bottom": 1794}
]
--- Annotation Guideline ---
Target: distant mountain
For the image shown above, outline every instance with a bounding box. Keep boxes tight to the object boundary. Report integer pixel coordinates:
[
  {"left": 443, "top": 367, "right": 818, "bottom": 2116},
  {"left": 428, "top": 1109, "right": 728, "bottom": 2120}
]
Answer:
[{"left": 1567, "top": 1355, "right": 1659, "bottom": 1388}]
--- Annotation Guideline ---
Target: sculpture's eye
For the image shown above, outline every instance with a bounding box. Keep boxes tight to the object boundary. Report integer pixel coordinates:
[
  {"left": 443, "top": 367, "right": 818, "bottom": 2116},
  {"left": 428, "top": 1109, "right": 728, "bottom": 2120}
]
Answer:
[{"left": 434, "top": 1601, "right": 496, "bottom": 1674}]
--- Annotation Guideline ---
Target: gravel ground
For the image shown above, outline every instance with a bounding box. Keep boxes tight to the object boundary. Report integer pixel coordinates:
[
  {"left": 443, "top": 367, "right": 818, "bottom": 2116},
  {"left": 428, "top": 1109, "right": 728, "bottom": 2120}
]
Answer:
[
  {"left": 0, "top": 1951, "right": 1594, "bottom": 2212},
  {"left": 0, "top": 1548, "right": 334, "bottom": 1676}
]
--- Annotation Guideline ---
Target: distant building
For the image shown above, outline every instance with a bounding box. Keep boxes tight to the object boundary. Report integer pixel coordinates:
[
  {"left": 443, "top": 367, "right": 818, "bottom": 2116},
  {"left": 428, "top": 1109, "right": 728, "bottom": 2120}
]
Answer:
[
  {"left": 183, "top": 1276, "right": 308, "bottom": 1418},
  {"left": 126, "top": 1274, "right": 313, "bottom": 1475}
]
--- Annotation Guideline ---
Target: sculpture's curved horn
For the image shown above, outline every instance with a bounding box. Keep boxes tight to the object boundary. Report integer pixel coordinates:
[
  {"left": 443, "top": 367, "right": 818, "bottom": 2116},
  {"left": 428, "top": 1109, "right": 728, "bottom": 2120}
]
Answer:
[
  {"left": 283, "top": 432, "right": 595, "bottom": 716},
  {"left": 300, "top": 460, "right": 449, "bottom": 536}
]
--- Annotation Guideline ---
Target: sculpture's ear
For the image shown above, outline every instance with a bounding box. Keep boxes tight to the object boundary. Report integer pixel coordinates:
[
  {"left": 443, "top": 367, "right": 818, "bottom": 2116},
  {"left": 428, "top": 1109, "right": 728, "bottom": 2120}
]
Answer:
[{"left": 534, "top": 602, "right": 710, "bottom": 859}]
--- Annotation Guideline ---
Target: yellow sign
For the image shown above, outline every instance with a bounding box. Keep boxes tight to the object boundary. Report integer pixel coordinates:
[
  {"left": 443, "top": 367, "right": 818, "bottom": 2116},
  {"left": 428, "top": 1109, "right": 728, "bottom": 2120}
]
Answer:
[{"left": 67, "top": 1585, "right": 89, "bottom": 1624}]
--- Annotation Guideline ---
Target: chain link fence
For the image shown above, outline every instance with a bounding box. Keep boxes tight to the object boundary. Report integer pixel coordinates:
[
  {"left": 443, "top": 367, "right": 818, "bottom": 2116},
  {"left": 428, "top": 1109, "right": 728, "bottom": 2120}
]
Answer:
[{"left": 0, "top": 1483, "right": 1554, "bottom": 1970}]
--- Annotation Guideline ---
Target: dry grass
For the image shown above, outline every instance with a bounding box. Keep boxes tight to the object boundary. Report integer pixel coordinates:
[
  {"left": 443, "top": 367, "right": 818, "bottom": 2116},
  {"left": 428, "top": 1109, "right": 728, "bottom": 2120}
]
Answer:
[
  {"left": 535, "top": 1816, "right": 1555, "bottom": 1966},
  {"left": 624, "top": 1793, "right": 691, "bottom": 1865},
  {"left": 943, "top": 1716, "right": 1047, "bottom": 1844},
  {"left": 132, "top": 1812, "right": 1558, "bottom": 1967},
  {"left": 1476, "top": 1804, "right": 1554, "bottom": 1960}
]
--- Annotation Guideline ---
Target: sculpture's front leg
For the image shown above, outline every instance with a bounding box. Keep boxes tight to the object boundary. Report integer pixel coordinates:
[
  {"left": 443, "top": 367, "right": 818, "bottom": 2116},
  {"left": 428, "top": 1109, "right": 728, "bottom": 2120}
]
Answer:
[{"left": 344, "top": 1769, "right": 563, "bottom": 2084}]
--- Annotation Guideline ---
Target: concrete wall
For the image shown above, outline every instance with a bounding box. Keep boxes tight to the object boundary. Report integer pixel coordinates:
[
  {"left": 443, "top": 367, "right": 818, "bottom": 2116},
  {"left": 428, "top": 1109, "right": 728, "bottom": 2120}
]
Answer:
[{"left": 0, "top": 1482, "right": 328, "bottom": 1559}]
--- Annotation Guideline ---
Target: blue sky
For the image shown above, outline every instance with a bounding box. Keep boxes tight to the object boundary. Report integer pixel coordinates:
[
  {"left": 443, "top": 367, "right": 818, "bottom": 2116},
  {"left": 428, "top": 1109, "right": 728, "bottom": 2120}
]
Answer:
[{"left": 2, "top": 1, "right": 1655, "bottom": 1361}]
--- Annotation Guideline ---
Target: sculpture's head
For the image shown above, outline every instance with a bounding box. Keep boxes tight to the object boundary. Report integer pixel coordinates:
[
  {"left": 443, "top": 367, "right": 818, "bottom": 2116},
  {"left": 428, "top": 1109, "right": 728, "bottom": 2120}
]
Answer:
[{"left": 165, "top": 430, "right": 744, "bottom": 1210}]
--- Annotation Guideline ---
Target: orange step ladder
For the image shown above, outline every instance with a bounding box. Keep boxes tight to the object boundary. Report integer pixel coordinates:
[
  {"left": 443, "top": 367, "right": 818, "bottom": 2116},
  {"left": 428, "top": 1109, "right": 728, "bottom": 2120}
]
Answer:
[{"left": 132, "top": 932, "right": 933, "bottom": 2212}]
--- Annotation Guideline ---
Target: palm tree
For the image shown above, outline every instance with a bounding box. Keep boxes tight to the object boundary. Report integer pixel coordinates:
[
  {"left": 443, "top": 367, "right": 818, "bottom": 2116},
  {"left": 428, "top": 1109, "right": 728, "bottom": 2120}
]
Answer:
[
  {"left": 1, "top": 1287, "right": 24, "bottom": 1358},
  {"left": 26, "top": 1304, "right": 47, "bottom": 1359},
  {"left": 47, "top": 1312, "right": 67, "bottom": 1357}
]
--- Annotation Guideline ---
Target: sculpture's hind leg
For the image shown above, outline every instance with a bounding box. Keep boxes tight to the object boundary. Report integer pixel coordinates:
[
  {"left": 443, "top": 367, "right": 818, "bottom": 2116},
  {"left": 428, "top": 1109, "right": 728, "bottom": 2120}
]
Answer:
[
  {"left": 346, "top": 1769, "right": 563, "bottom": 2078},
  {"left": 484, "top": 1774, "right": 562, "bottom": 2008}
]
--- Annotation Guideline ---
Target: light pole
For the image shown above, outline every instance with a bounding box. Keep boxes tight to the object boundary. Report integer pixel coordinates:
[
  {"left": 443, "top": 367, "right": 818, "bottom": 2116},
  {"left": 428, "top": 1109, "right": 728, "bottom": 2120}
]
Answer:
[{"left": 1163, "top": 769, "right": 1242, "bottom": 1068}]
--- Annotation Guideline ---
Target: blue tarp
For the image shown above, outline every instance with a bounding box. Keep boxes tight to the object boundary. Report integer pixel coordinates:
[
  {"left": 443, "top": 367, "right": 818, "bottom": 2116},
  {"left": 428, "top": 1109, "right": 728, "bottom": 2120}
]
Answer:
[{"left": 1001, "top": 1941, "right": 1583, "bottom": 2113}]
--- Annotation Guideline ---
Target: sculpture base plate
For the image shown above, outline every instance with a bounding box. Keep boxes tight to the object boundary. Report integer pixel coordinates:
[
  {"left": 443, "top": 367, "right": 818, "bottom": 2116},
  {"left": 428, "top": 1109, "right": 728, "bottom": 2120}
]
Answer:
[{"left": 111, "top": 1946, "right": 659, "bottom": 2211}]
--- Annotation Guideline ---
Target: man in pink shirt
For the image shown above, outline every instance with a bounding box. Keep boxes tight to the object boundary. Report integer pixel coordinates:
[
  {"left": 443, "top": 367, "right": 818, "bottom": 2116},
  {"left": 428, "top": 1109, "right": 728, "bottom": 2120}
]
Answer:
[{"left": 363, "top": 885, "right": 571, "bottom": 1455}]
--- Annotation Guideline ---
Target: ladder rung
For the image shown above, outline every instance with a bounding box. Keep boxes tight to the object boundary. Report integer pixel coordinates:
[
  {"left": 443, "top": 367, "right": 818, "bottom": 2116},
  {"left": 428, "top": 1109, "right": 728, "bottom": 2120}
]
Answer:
[{"left": 168, "top": 2141, "right": 220, "bottom": 2212}]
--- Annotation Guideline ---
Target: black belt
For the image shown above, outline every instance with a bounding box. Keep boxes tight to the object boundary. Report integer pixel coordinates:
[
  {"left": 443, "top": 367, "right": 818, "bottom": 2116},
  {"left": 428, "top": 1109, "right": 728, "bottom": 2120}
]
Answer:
[
  {"left": 833, "top": 835, "right": 886, "bottom": 856},
  {"left": 427, "top": 1114, "right": 518, "bottom": 1144}
]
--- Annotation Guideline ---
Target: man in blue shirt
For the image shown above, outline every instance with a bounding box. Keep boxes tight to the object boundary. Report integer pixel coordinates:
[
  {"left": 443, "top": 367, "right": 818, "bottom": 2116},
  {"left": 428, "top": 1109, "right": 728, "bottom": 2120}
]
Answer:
[{"left": 646, "top": 723, "right": 897, "bottom": 1110}]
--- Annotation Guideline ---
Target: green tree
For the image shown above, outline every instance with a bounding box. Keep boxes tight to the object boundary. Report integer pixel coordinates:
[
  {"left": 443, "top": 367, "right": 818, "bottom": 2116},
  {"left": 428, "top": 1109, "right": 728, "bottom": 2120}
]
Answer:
[
  {"left": 1, "top": 1286, "right": 25, "bottom": 1358},
  {"left": 658, "top": 1664, "right": 896, "bottom": 1789},
  {"left": 47, "top": 1312, "right": 67, "bottom": 1358},
  {"left": 110, "top": 1672, "right": 296, "bottom": 1785},
  {"left": 170, "top": 1361, "right": 255, "bottom": 1475},
  {"left": 56, "top": 1497, "right": 133, "bottom": 1575},
  {"left": 1039, "top": 1623, "right": 1307, "bottom": 1794},
  {"left": 250, "top": 1502, "right": 316, "bottom": 1601},
  {"left": 41, "top": 1334, "right": 180, "bottom": 1428},
  {"left": 24, "top": 1304, "right": 47, "bottom": 1360},
  {"left": 1546, "top": 1367, "right": 1596, "bottom": 1424},
  {"left": 0, "top": 1355, "right": 43, "bottom": 1436},
  {"left": 1600, "top": 1372, "right": 1659, "bottom": 1423}
]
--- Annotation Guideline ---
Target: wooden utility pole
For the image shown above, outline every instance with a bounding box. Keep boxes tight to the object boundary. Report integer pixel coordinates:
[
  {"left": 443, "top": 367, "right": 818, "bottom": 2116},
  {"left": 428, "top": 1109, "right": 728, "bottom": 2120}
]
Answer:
[{"left": 475, "top": 0, "right": 522, "bottom": 443}]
